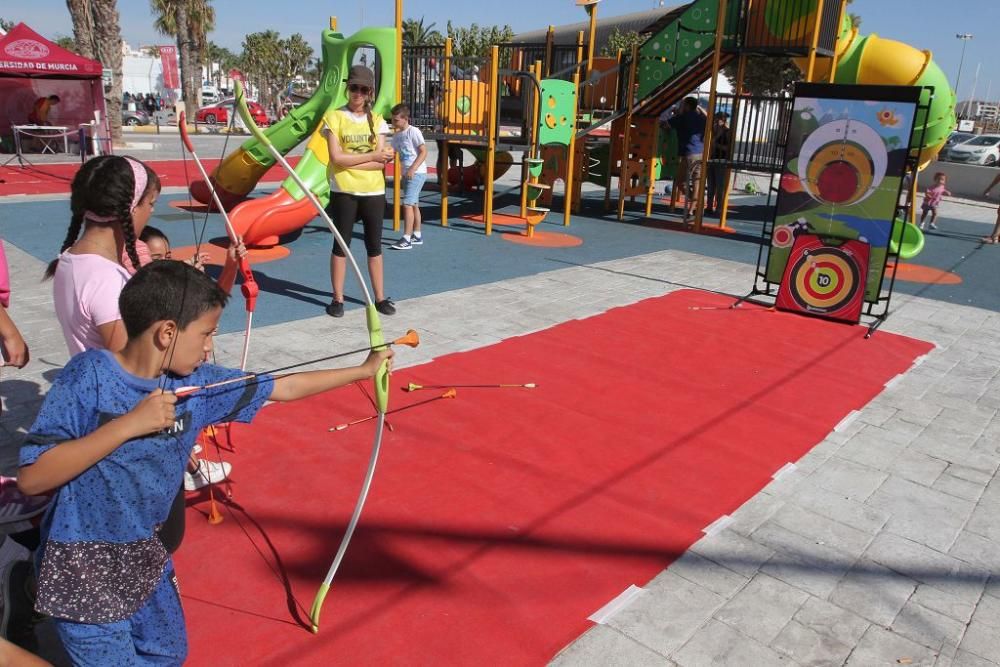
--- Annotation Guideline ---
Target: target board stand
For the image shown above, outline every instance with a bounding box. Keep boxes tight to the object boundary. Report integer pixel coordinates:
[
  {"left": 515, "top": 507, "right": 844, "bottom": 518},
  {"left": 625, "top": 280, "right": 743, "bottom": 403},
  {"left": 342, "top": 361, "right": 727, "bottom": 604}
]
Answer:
[{"left": 739, "top": 83, "right": 929, "bottom": 336}]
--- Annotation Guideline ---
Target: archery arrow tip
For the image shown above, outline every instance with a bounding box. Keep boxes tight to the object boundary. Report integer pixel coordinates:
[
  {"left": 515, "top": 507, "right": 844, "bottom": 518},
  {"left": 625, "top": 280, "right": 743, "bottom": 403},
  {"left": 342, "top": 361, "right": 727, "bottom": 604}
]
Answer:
[
  {"left": 524, "top": 383, "right": 537, "bottom": 388},
  {"left": 405, "top": 382, "right": 422, "bottom": 392},
  {"left": 394, "top": 330, "right": 420, "bottom": 348},
  {"left": 443, "top": 388, "right": 458, "bottom": 399}
]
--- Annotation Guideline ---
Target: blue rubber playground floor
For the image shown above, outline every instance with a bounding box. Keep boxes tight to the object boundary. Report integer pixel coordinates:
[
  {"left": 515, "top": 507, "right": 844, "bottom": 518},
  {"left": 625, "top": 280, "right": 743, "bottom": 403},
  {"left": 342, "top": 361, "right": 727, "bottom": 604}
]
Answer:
[{"left": 2, "top": 186, "right": 997, "bottom": 335}]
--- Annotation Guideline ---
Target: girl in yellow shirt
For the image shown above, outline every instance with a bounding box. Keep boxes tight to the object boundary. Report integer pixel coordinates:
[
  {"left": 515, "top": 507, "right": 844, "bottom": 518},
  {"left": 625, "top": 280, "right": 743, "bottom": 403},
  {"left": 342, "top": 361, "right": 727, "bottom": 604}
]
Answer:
[{"left": 322, "top": 65, "right": 396, "bottom": 317}]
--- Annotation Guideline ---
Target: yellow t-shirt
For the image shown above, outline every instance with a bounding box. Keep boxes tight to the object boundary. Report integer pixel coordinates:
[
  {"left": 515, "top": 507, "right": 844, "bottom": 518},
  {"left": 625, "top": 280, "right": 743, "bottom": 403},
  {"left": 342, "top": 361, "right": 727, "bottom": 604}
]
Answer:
[{"left": 322, "top": 107, "right": 389, "bottom": 196}]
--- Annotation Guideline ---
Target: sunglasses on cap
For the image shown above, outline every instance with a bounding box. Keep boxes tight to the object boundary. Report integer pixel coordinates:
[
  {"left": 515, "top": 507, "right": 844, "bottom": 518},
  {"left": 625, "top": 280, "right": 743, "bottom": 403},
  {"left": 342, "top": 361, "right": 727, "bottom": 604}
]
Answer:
[{"left": 348, "top": 84, "right": 372, "bottom": 94}]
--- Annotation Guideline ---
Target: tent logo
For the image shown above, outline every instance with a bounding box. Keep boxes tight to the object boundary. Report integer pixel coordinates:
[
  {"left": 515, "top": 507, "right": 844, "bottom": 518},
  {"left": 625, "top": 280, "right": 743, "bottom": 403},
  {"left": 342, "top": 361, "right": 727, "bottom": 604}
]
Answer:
[{"left": 5, "top": 39, "right": 50, "bottom": 60}]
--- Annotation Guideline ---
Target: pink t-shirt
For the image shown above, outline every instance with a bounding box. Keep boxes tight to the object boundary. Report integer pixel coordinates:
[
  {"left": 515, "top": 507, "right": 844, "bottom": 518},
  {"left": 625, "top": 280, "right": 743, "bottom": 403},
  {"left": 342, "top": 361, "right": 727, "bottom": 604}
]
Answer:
[
  {"left": 53, "top": 252, "right": 132, "bottom": 356},
  {"left": 0, "top": 241, "right": 10, "bottom": 309},
  {"left": 923, "top": 183, "right": 950, "bottom": 208}
]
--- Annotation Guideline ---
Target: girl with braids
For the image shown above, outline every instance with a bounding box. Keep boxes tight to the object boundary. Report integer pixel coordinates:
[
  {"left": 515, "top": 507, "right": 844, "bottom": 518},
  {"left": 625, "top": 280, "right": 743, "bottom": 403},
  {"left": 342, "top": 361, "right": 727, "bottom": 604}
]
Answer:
[
  {"left": 45, "top": 155, "right": 160, "bottom": 355},
  {"left": 321, "top": 65, "right": 397, "bottom": 318}
]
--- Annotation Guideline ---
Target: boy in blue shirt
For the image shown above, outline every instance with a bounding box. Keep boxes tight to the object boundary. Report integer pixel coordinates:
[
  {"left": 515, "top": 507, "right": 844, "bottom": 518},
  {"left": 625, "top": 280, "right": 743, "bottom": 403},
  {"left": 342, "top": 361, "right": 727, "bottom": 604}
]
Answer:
[{"left": 18, "top": 261, "right": 391, "bottom": 665}]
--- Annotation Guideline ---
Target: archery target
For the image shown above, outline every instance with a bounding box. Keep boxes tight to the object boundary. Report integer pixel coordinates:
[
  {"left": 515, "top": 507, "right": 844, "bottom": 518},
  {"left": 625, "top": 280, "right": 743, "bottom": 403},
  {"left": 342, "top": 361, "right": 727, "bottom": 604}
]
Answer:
[
  {"left": 776, "top": 234, "right": 869, "bottom": 323},
  {"left": 797, "top": 120, "right": 887, "bottom": 207},
  {"left": 773, "top": 225, "right": 795, "bottom": 248}
]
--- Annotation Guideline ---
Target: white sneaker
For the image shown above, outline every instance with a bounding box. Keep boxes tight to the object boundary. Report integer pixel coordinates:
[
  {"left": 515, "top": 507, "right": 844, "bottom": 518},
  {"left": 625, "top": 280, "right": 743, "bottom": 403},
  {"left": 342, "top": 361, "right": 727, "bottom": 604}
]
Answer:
[{"left": 184, "top": 459, "right": 232, "bottom": 491}]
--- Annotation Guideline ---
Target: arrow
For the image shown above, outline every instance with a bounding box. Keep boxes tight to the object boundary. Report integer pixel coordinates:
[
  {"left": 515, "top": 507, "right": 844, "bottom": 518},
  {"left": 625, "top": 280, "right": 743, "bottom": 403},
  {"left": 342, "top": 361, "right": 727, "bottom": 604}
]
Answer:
[
  {"left": 329, "top": 389, "right": 457, "bottom": 432},
  {"left": 174, "top": 330, "right": 420, "bottom": 398},
  {"left": 404, "top": 382, "right": 535, "bottom": 392}
]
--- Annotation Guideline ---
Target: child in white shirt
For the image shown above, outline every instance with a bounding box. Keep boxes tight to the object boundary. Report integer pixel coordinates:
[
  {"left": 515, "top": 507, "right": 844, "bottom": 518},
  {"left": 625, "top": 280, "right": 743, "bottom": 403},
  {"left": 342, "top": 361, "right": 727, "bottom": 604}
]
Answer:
[{"left": 389, "top": 104, "right": 428, "bottom": 250}]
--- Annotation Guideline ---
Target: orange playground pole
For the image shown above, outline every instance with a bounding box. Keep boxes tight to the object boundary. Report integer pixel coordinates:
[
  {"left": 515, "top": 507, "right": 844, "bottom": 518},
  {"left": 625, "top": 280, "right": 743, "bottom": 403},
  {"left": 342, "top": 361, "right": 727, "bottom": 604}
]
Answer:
[
  {"left": 483, "top": 45, "right": 500, "bottom": 235},
  {"left": 440, "top": 38, "right": 452, "bottom": 227},
  {"left": 693, "top": 0, "right": 728, "bottom": 233},
  {"left": 805, "top": 0, "right": 827, "bottom": 82}
]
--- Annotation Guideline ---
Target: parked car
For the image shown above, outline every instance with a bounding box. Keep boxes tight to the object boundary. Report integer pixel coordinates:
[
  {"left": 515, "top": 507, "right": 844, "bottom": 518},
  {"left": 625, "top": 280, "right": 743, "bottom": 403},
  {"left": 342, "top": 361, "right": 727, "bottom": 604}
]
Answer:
[
  {"left": 195, "top": 99, "right": 268, "bottom": 127},
  {"left": 944, "top": 131, "right": 975, "bottom": 150},
  {"left": 122, "top": 109, "right": 150, "bottom": 126},
  {"left": 945, "top": 134, "right": 1000, "bottom": 166}
]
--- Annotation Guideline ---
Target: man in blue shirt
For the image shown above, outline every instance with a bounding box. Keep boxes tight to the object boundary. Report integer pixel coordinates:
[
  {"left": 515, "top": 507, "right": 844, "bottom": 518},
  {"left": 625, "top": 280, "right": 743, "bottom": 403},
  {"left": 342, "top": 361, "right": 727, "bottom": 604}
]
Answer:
[{"left": 661, "top": 97, "right": 707, "bottom": 224}]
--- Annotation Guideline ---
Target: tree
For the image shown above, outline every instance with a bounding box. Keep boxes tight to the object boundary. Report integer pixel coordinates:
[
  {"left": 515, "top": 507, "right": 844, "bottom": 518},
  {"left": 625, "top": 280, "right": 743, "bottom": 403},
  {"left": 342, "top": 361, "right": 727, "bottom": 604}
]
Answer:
[
  {"left": 207, "top": 42, "right": 238, "bottom": 90},
  {"left": 151, "top": 0, "right": 214, "bottom": 108},
  {"left": 53, "top": 35, "right": 79, "bottom": 53},
  {"left": 65, "top": 0, "right": 124, "bottom": 142},
  {"left": 445, "top": 21, "right": 514, "bottom": 59},
  {"left": 65, "top": 0, "right": 97, "bottom": 59},
  {"left": 240, "top": 31, "right": 313, "bottom": 112},
  {"left": 723, "top": 56, "right": 801, "bottom": 96},
  {"left": 403, "top": 17, "right": 443, "bottom": 47},
  {"left": 601, "top": 27, "right": 642, "bottom": 57}
]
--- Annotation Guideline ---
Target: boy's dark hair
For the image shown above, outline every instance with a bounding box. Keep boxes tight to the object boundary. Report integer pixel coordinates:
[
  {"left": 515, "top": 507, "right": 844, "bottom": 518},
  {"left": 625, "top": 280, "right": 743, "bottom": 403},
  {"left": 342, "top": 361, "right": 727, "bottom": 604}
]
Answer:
[
  {"left": 139, "top": 225, "right": 168, "bottom": 244},
  {"left": 390, "top": 103, "right": 410, "bottom": 119},
  {"left": 44, "top": 155, "right": 162, "bottom": 279},
  {"left": 119, "top": 261, "right": 228, "bottom": 339},
  {"left": 49, "top": 95, "right": 61, "bottom": 103},
  {"left": 682, "top": 97, "right": 698, "bottom": 111}
]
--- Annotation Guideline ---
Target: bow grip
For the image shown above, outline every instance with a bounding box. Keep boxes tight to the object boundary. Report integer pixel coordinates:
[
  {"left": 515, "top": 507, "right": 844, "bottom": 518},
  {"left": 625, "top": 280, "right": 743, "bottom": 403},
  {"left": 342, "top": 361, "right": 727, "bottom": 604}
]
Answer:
[{"left": 365, "top": 304, "right": 389, "bottom": 413}]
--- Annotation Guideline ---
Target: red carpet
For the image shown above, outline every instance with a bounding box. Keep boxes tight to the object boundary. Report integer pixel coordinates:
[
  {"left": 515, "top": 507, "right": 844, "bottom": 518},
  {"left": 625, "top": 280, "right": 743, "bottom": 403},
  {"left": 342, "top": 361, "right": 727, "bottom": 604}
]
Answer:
[
  {"left": 0, "top": 157, "right": 300, "bottom": 197},
  {"left": 176, "top": 289, "right": 931, "bottom": 665}
]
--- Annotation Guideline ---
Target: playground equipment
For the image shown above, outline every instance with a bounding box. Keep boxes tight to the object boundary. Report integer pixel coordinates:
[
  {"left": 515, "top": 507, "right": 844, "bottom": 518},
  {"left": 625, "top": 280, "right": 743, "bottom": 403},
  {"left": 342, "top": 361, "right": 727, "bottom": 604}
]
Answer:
[
  {"left": 190, "top": 24, "right": 397, "bottom": 250},
  {"left": 189, "top": 0, "right": 952, "bottom": 261}
]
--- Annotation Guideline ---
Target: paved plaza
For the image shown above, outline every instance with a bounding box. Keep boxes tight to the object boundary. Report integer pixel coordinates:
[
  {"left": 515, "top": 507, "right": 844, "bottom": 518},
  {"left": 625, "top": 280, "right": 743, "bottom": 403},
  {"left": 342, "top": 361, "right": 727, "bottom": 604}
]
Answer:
[{"left": 1, "top": 140, "right": 998, "bottom": 665}]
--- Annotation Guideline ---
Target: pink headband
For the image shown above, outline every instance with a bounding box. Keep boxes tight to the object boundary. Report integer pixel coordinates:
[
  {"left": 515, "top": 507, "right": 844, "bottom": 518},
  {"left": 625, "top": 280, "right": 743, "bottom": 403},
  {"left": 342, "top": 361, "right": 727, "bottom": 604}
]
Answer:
[{"left": 82, "top": 157, "right": 149, "bottom": 222}]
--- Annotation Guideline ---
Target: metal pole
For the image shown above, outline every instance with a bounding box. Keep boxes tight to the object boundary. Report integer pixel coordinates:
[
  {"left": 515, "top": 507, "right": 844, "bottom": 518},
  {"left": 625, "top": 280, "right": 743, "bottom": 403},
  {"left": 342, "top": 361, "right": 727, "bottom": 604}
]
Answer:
[{"left": 955, "top": 34, "right": 973, "bottom": 116}]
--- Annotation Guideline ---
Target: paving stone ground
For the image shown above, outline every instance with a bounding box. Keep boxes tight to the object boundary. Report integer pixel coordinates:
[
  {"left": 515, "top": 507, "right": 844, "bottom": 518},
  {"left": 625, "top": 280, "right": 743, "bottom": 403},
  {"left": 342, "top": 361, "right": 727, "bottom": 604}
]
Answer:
[{"left": 1, "top": 154, "right": 998, "bottom": 665}]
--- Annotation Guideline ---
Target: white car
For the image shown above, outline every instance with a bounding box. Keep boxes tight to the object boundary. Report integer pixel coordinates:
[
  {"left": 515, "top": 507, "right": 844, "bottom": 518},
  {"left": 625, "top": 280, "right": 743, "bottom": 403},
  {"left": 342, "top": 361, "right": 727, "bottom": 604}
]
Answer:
[{"left": 946, "top": 134, "right": 1000, "bottom": 166}]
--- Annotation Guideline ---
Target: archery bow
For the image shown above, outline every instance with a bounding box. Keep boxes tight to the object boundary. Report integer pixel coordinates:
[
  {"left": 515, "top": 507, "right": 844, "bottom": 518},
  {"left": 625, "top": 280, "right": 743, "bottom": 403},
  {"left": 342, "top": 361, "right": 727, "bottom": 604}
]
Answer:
[
  {"left": 178, "top": 111, "right": 259, "bottom": 371},
  {"left": 232, "top": 81, "right": 392, "bottom": 633}
]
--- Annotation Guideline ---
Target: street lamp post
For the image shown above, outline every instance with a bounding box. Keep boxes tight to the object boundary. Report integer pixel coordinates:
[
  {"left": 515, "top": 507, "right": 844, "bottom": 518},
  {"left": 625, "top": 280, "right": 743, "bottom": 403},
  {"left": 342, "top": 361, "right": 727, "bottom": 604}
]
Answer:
[{"left": 955, "top": 33, "right": 973, "bottom": 117}]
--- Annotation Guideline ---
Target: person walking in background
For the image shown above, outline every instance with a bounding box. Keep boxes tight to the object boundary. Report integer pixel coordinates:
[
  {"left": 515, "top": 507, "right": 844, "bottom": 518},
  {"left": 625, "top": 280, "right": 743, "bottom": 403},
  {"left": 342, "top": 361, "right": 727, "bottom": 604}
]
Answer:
[
  {"left": 982, "top": 172, "right": 1000, "bottom": 243},
  {"left": 389, "top": 104, "right": 428, "bottom": 250},
  {"left": 321, "top": 65, "right": 397, "bottom": 318},
  {"left": 705, "top": 112, "right": 730, "bottom": 216},
  {"left": 660, "top": 97, "right": 707, "bottom": 224}
]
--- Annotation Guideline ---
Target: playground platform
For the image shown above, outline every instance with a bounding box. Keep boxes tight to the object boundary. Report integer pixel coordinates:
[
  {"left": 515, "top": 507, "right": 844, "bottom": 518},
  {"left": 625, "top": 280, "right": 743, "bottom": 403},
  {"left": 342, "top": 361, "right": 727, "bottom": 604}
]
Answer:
[{"left": 1, "top": 158, "right": 999, "bottom": 666}]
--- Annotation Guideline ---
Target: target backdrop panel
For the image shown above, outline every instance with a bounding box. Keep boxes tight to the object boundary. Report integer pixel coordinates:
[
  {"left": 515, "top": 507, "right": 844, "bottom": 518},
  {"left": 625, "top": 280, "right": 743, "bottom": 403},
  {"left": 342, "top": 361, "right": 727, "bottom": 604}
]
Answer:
[
  {"left": 776, "top": 234, "right": 870, "bottom": 324},
  {"left": 765, "top": 84, "right": 921, "bottom": 303}
]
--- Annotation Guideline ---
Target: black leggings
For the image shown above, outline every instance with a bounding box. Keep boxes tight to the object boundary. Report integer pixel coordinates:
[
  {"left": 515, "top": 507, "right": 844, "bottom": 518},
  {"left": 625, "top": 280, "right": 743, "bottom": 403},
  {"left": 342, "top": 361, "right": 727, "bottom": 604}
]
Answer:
[{"left": 327, "top": 192, "right": 385, "bottom": 258}]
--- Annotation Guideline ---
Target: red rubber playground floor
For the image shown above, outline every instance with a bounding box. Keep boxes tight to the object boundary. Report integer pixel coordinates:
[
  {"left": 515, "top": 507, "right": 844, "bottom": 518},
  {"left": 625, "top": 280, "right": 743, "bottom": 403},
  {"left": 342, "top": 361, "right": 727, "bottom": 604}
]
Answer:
[{"left": 174, "top": 289, "right": 931, "bottom": 666}]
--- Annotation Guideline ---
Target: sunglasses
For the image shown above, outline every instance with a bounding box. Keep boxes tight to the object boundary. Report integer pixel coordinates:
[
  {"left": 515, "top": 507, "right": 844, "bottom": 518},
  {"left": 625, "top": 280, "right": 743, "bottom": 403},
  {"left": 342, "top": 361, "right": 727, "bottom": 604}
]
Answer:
[{"left": 348, "top": 84, "right": 372, "bottom": 95}]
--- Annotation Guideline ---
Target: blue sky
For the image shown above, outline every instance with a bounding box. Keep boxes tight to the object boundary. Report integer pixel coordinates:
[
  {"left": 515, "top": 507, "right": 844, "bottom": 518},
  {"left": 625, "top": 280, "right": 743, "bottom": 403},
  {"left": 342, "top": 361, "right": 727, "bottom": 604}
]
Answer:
[{"left": 6, "top": 1, "right": 999, "bottom": 103}]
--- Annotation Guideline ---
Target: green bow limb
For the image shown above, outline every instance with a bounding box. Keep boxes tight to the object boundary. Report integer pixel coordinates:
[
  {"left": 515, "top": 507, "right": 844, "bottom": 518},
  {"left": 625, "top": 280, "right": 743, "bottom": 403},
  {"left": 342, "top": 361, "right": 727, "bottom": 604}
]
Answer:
[{"left": 233, "top": 81, "right": 389, "bottom": 632}]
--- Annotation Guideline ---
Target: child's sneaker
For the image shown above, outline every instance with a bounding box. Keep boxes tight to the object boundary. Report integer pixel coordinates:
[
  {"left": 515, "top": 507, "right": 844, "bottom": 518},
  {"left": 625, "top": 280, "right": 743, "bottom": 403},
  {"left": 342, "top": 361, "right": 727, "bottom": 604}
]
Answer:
[
  {"left": 0, "top": 477, "right": 50, "bottom": 526},
  {"left": 375, "top": 298, "right": 396, "bottom": 316},
  {"left": 184, "top": 459, "right": 232, "bottom": 491},
  {"left": 929, "top": 222, "right": 938, "bottom": 230},
  {"left": 410, "top": 234, "right": 423, "bottom": 245},
  {"left": 390, "top": 237, "right": 412, "bottom": 250},
  {"left": 325, "top": 300, "right": 344, "bottom": 318}
]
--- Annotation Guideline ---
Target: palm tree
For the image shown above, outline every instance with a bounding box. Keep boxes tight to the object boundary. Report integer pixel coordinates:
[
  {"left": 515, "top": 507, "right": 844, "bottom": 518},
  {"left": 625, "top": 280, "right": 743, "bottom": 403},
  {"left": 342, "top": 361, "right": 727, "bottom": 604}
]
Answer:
[
  {"left": 65, "top": 0, "right": 96, "bottom": 59},
  {"left": 402, "top": 17, "right": 443, "bottom": 47},
  {"left": 151, "top": 0, "right": 214, "bottom": 108},
  {"left": 66, "top": 0, "right": 124, "bottom": 142}
]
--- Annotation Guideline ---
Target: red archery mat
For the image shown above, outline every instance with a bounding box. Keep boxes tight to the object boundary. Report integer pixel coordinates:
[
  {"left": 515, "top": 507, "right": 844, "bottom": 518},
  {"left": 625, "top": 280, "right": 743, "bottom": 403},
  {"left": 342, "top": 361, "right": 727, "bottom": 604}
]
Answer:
[{"left": 175, "top": 289, "right": 931, "bottom": 666}]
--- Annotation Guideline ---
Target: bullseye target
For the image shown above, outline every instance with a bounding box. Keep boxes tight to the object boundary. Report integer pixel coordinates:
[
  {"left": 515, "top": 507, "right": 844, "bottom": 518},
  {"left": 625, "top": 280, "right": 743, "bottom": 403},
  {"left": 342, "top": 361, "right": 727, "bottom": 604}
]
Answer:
[
  {"left": 797, "top": 120, "right": 887, "bottom": 206},
  {"left": 776, "top": 234, "right": 869, "bottom": 323},
  {"left": 772, "top": 225, "right": 795, "bottom": 248}
]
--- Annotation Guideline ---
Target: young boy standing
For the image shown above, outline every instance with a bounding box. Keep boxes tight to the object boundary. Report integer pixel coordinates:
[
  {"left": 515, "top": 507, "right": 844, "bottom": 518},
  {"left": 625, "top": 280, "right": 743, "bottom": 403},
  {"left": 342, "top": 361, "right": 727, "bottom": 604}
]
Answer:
[
  {"left": 389, "top": 104, "right": 428, "bottom": 250},
  {"left": 18, "top": 261, "right": 391, "bottom": 664}
]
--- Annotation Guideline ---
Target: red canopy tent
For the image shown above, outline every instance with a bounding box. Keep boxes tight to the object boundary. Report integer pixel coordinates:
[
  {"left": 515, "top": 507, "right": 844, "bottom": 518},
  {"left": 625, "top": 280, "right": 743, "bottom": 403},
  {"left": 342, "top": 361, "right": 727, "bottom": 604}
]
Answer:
[{"left": 0, "top": 23, "right": 110, "bottom": 154}]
